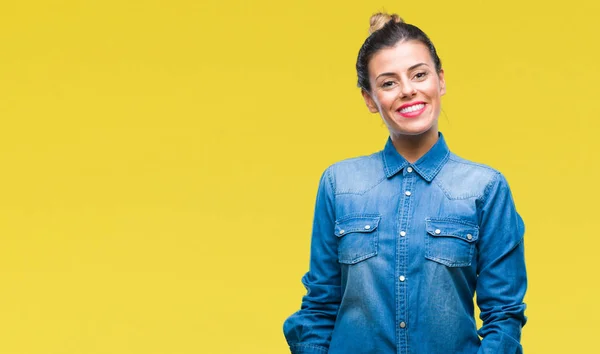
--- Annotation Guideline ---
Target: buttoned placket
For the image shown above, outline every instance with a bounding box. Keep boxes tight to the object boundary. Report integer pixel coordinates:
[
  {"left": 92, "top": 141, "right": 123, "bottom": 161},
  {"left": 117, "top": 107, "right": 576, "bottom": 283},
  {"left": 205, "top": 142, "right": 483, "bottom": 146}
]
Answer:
[{"left": 396, "top": 165, "right": 415, "bottom": 353}]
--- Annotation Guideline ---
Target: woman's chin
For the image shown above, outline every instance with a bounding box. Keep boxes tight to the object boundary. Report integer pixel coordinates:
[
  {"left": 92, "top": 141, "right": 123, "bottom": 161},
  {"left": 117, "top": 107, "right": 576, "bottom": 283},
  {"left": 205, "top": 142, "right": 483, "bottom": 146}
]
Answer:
[{"left": 389, "top": 122, "right": 437, "bottom": 137}]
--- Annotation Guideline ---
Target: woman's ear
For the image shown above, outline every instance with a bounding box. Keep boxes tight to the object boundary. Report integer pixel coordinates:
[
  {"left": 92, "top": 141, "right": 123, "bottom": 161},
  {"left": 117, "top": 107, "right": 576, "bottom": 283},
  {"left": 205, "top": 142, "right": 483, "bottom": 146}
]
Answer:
[
  {"left": 361, "top": 89, "right": 379, "bottom": 113},
  {"left": 438, "top": 69, "right": 446, "bottom": 96}
]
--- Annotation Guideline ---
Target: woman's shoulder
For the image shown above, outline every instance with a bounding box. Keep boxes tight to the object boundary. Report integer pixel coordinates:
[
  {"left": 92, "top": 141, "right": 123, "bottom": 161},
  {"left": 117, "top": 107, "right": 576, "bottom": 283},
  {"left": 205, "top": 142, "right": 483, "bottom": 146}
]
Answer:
[
  {"left": 446, "top": 152, "right": 500, "bottom": 175},
  {"left": 435, "top": 152, "right": 507, "bottom": 200},
  {"left": 322, "top": 151, "right": 386, "bottom": 194}
]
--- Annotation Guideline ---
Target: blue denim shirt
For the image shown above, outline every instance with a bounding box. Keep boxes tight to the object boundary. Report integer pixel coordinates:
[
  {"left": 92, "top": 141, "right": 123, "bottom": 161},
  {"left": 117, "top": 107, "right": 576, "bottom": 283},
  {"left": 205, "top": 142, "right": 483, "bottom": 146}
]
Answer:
[{"left": 283, "top": 132, "right": 527, "bottom": 354}]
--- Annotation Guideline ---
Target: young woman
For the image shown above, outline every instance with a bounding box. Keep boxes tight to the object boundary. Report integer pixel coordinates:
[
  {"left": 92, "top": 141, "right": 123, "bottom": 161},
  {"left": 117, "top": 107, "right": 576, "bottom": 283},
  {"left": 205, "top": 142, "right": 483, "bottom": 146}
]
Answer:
[{"left": 283, "top": 13, "right": 527, "bottom": 354}]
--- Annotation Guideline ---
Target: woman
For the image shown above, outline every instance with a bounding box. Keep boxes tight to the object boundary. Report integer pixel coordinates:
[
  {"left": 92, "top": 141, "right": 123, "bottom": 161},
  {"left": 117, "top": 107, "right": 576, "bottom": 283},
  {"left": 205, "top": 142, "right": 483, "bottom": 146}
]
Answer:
[{"left": 283, "top": 12, "right": 527, "bottom": 354}]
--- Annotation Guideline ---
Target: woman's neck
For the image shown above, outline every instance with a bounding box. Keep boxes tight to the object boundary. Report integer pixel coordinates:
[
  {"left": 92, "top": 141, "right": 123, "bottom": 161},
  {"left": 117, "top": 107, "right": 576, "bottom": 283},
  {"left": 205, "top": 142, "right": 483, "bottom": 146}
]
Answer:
[{"left": 390, "top": 129, "right": 439, "bottom": 164}]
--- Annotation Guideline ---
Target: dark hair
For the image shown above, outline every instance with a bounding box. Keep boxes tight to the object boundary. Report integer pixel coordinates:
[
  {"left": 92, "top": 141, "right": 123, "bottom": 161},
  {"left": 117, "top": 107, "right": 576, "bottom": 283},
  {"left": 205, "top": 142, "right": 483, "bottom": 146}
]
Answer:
[{"left": 356, "top": 13, "right": 442, "bottom": 92}]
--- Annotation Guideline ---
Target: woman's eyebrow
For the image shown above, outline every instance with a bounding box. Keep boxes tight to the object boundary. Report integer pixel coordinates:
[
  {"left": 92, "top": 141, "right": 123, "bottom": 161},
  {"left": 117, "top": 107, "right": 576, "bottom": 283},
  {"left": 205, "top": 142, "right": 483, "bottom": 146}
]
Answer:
[
  {"left": 375, "top": 72, "right": 398, "bottom": 80},
  {"left": 375, "top": 63, "right": 429, "bottom": 80},
  {"left": 408, "top": 63, "right": 428, "bottom": 71}
]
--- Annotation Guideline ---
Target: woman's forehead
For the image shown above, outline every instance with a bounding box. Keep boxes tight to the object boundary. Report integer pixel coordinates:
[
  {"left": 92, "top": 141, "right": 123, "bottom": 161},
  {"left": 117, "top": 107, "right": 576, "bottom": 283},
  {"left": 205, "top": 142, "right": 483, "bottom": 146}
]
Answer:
[{"left": 369, "top": 41, "right": 433, "bottom": 73}]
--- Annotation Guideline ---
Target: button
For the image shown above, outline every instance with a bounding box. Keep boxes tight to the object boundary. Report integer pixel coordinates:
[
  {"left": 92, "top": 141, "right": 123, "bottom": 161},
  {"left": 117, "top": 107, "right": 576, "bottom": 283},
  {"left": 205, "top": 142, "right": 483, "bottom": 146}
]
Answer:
[
  {"left": 400, "top": 231, "right": 406, "bottom": 237},
  {"left": 339, "top": 230, "right": 345, "bottom": 235},
  {"left": 405, "top": 191, "right": 411, "bottom": 196},
  {"left": 435, "top": 229, "right": 441, "bottom": 234},
  {"left": 467, "top": 234, "right": 473, "bottom": 240},
  {"left": 407, "top": 167, "right": 413, "bottom": 173},
  {"left": 364, "top": 225, "right": 371, "bottom": 230},
  {"left": 399, "top": 275, "right": 406, "bottom": 282},
  {"left": 399, "top": 322, "right": 406, "bottom": 328}
]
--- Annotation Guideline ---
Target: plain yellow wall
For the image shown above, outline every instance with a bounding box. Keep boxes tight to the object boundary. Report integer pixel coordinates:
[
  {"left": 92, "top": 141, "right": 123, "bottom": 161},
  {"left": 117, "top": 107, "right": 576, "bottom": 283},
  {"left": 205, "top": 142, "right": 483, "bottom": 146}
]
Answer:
[{"left": 0, "top": 0, "right": 598, "bottom": 353}]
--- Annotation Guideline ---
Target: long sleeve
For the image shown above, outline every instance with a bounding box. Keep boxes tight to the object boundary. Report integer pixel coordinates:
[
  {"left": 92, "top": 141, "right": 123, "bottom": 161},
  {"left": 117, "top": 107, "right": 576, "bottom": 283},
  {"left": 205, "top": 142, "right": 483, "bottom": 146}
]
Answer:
[
  {"left": 476, "top": 172, "right": 528, "bottom": 354},
  {"left": 283, "top": 167, "right": 341, "bottom": 354}
]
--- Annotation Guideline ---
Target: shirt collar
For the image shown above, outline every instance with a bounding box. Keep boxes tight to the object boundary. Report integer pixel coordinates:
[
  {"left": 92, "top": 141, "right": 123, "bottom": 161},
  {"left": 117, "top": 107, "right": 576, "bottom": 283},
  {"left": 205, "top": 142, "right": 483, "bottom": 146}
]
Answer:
[{"left": 382, "top": 132, "right": 450, "bottom": 182}]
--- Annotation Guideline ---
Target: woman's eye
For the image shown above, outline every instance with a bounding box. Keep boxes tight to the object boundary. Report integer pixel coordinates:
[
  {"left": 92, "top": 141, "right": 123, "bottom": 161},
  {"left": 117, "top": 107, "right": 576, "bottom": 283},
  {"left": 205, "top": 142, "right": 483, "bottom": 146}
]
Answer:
[
  {"left": 382, "top": 81, "right": 396, "bottom": 88},
  {"left": 414, "top": 72, "right": 428, "bottom": 79}
]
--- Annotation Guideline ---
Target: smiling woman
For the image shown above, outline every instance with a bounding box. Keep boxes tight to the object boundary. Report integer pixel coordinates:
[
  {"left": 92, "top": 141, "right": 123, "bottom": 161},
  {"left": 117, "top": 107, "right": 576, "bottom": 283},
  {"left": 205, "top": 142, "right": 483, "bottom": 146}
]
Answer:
[
  {"left": 361, "top": 42, "right": 445, "bottom": 155},
  {"left": 283, "top": 12, "right": 527, "bottom": 354}
]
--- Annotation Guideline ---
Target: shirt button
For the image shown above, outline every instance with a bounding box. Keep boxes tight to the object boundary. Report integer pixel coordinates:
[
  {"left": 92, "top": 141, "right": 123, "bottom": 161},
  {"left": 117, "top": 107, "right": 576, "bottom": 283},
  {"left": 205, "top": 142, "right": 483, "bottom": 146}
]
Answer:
[
  {"left": 364, "top": 225, "right": 371, "bottom": 230},
  {"left": 339, "top": 230, "right": 345, "bottom": 235},
  {"left": 399, "top": 322, "right": 406, "bottom": 328},
  {"left": 400, "top": 231, "right": 406, "bottom": 237},
  {"left": 467, "top": 234, "right": 473, "bottom": 240},
  {"left": 407, "top": 167, "right": 413, "bottom": 173},
  {"left": 405, "top": 191, "right": 411, "bottom": 196},
  {"left": 435, "top": 229, "right": 441, "bottom": 234},
  {"left": 399, "top": 275, "right": 406, "bottom": 282}
]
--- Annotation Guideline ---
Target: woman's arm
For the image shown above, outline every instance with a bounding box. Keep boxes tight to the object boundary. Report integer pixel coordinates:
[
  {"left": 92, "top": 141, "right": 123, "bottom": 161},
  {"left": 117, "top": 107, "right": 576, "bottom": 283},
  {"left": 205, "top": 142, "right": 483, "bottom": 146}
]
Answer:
[
  {"left": 283, "top": 167, "right": 341, "bottom": 354},
  {"left": 476, "top": 172, "right": 528, "bottom": 354}
]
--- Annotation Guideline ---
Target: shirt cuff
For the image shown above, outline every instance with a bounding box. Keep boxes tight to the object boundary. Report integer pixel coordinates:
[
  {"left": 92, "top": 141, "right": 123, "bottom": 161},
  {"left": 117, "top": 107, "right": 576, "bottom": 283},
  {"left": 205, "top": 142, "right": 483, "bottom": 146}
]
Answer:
[
  {"left": 289, "top": 343, "right": 329, "bottom": 354},
  {"left": 479, "top": 331, "right": 523, "bottom": 354}
]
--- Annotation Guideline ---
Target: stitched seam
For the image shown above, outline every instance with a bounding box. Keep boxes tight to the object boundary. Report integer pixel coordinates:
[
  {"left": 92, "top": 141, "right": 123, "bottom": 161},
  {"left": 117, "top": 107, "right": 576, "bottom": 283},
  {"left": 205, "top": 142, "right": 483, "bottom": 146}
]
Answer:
[
  {"left": 426, "top": 254, "right": 470, "bottom": 264},
  {"left": 425, "top": 255, "right": 472, "bottom": 267},
  {"left": 335, "top": 175, "right": 386, "bottom": 195},
  {"left": 433, "top": 178, "right": 481, "bottom": 200},
  {"left": 325, "top": 166, "right": 336, "bottom": 195},
  {"left": 448, "top": 154, "right": 498, "bottom": 172},
  {"left": 336, "top": 213, "right": 381, "bottom": 223},
  {"left": 382, "top": 150, "right": 392, "bottom": 177},
  {"left": 325, "top": 167, "right": 337, "bottom": 223},
  {"left": 427, "top": 149, "right": 450, "bottom": 181},
  {"left": 434, "top": 154, "right": 497, "bottom": 200},
  {"left": 432, "top": 178, "right": 453, "bottom": 199},
  {"left": 426, "top": 217, "right": 479, "bottom": 228},
  {"left": 383, "top": 150, "right": 407, "bottom": 178},
  {"left": 427, "top": 234, "right": 478, "bottom": 242},
  {"left": 340, "top": 251, "right": 378, "bottom": 264},
  {"left": 481, "top": 171, "right": 501, "bottom": 206},
  {"left": 335, "top": 228, "right": 378, "bottom": 237},
  {"left": 433, "top": 156, "right": 491, "bottom": 200}
]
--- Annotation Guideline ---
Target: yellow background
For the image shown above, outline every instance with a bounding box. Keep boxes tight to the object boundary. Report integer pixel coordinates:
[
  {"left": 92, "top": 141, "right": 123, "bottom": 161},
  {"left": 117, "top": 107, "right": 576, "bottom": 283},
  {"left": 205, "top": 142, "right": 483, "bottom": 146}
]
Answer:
[{"left": 0, "top": 0, "right": 598, "bottom": 353}]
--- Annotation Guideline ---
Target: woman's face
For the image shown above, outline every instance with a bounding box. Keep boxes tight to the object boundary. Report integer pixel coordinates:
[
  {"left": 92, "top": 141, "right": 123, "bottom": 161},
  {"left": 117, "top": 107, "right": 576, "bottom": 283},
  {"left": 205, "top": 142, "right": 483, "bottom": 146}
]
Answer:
[{"left": 362, "top": 40, "right": 445, "bottom": 139}]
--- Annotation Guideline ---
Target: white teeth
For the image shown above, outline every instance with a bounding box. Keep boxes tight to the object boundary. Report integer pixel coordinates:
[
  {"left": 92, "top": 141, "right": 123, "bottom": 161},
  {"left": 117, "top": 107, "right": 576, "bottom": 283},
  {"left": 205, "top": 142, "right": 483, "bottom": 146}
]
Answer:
[{"left": 399, "top": 103, "right": 425, "bottom": 113}]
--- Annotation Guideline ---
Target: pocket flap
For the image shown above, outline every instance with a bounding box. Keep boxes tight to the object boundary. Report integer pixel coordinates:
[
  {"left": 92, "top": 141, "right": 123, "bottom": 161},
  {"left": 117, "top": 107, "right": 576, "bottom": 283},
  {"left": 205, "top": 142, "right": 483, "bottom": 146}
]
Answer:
[
  {"left": 335, "top": 215, "right": 381, "bottom": 237},
  {"left": 425, "top": 218, "right": 479, "bottom": 242}
]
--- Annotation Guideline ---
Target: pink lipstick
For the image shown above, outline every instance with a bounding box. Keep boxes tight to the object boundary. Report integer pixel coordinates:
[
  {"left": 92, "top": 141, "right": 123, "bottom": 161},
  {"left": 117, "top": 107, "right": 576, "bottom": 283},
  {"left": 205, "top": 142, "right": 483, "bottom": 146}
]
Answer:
[{"left": 397, "top": 102, "right": 426, "bottom": 118}]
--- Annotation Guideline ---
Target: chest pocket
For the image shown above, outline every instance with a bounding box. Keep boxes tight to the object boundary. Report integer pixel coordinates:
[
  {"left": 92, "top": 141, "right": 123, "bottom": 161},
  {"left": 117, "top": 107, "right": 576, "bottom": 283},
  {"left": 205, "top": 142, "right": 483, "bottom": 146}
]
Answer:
[
  {"left": 334, "top": 215, "right": 380, "bottom": 265},
  {"left": 425, "top": 218, "right": 479, "bottom": 267}
]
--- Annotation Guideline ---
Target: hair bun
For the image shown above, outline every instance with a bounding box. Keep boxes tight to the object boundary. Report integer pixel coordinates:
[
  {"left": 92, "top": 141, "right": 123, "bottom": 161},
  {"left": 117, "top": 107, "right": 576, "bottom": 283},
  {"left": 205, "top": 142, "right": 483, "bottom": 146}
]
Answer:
[{"left": 369, "top": 12, "right": 404, "bottom": 34}]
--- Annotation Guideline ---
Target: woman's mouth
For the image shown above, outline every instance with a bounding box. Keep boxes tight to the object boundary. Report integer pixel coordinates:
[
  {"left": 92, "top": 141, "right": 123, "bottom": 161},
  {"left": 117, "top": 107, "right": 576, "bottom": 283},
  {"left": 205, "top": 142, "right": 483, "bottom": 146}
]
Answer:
[{"left": 397, "top": 103, "right": 426, "bottom": 118}]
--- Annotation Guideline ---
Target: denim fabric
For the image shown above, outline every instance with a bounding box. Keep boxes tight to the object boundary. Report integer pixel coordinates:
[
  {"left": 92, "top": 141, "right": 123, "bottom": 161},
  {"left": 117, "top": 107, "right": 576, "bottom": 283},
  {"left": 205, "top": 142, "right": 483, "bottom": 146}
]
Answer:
[{"left": 283, "top": 132, "right": 527, "bottom": 354}]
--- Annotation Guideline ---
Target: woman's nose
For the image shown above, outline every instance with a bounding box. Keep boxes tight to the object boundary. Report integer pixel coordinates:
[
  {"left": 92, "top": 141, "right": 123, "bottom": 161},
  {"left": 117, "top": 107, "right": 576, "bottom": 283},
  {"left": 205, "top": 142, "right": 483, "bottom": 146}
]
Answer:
[{"left": 400, "top": 82, "right": 417, "bottom": 98}]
